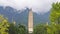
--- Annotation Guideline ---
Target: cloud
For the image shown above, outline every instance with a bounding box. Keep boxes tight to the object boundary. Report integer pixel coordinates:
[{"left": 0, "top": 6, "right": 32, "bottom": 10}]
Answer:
[{"left": 0, "top": 0, "right": 60, "bottom": 13}]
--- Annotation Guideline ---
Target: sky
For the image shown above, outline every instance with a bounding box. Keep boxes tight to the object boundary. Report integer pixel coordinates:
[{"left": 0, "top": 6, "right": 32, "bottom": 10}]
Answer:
[{"left": 0, "top": 0, "right": 60, "bottom": 14}]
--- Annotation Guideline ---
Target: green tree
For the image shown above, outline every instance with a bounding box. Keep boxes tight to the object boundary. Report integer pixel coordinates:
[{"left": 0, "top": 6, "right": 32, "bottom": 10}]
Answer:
[
  {"left": 47, "top": 23, "right": 58, "bottom": 34},
  {"left": 50, "top": 2, "right": 60, "bottom": 24},
  {"left": 9, "top": 24, "right": 26, "bottom": 34},
  {"left": 0, "top": 15, "right": 10, "bottom": 34},
  {"left": 49, "top": 2, "right": 60, "bottom": 34},
  {"left": 17, "top": 24, "right": 26, "bottom": 34},
  {"left": 9, "top": 23, "right": 18, "bottom": 34},
  {"left": 33, "top": 24, "right": 47, "bottom": 34}
]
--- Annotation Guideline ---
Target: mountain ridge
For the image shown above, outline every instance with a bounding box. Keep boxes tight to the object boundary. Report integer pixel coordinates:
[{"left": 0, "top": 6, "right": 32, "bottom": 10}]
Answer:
[{"left": 0, "top": 6, "right": 50, "bottom": 25}]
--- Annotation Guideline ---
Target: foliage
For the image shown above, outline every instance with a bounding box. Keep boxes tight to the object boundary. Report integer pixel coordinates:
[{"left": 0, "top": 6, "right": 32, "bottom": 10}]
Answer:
[
  {"left": 0, "top": 15, "right": 10, "bottom": 34},
  {"left": 48, "top": 2, "right": 60, "bottom": 34},
  {"left": 8, "top": 23, "right": 18, "bottom": 34},
  {"left": 9, "top": 23, "right": 26, "bottom": 34},
  {"left": 17, "top": 24, "right": 26, "bottom": 34},
  {"left": 33, "top": 24, "right": 47, "bottom": 34},
  {"left": 50, "top": 2, "right": 60, "bottom": 24},
  {"left": 33, "top": 23, "right": 60, "bottom": 34},
  {"left": 0, "top": 15, "right": 26, "bottom": 34}
]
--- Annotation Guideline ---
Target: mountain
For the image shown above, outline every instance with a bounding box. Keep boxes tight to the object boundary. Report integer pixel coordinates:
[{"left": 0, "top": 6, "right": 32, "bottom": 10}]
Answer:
[
  {"left": 0, "top": 6, "right": 50, "bottom": 25},
  {"left": 33, "top": 11, "right": 50, "bottom": 25}
]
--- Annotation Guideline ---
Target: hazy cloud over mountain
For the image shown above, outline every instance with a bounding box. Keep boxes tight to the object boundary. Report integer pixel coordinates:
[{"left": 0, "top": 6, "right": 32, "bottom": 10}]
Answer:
[{"left": 0, "top": 0, "right": 60, "bottom": 13}]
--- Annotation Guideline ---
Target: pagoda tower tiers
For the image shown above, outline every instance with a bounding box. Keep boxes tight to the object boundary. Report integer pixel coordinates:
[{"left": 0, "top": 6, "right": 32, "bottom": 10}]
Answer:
[{"left": 28, "top": 9, "right": 33, "bottom": 34}]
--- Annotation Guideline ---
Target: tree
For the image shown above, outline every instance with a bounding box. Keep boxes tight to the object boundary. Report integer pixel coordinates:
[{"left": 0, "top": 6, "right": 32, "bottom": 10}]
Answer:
[
  {"left": 47, "top": 23, "right": 58, "bottom": 34},
  {"left": 0, "top": 15, "right": 10, "bottom": 34},
  {"left": 17, "top": 24, "right": 26, "bottom": 34},
  {"left": 8, "top": 23, "right": 18, "bottom": 34},
  {"left": 33, "top": 24, "right": 47, "bottom": 34},
  {"left": 9, "top": 24, "right": 26, "bottom": 34},
  {"left": 50, "top": 2, "right": 60, "bottom": 24},
  {"left": 50, "top": 2, "right": 60, "bottom": 34}
]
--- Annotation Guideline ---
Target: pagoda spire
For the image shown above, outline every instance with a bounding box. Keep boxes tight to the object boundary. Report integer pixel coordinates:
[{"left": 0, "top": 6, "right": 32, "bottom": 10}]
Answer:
[{"left": 28, "top": 8, "right": 33, "bottom": 34}]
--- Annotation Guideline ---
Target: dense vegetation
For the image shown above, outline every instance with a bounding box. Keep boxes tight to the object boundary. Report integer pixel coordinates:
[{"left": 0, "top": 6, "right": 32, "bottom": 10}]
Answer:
[
  {"left": 34, "top": 2, "right": 60, "bottom": 34},
  {"left": 0, "top": 15, "right": 27, "bottom": 34},
  {"left": 0, "top": 2, "right": 60, "bottom": 34}
]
